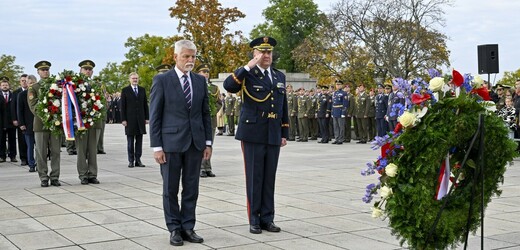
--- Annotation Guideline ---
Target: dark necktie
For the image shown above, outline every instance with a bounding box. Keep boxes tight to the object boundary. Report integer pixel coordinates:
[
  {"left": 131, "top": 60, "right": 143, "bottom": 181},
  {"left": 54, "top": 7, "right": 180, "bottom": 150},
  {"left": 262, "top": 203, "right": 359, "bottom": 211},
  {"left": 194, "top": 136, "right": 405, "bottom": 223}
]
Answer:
[
  {"left": 182, "top": 74, "right": 192, "bottom": 109},
  {"left": 133, "top": 87, "right": 138, "bottom": 96},
  {"left": 264, "top": 70, "right": 272, "bottom": 85},
  {"left": 4, "top": 93, "right": 7, "bottom": 103}
]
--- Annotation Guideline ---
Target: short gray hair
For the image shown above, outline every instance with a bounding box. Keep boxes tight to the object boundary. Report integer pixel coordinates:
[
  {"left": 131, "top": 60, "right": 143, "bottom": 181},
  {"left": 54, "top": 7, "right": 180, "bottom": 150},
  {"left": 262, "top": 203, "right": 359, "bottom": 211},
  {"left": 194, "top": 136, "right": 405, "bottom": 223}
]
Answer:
[{"left": 174, "top": 40, "right": 197, "bottom": 54}]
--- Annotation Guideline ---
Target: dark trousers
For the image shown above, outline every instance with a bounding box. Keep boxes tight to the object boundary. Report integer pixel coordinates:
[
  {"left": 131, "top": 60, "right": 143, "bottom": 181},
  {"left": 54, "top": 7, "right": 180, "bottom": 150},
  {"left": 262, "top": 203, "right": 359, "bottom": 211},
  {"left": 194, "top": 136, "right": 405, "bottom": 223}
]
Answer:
[
  {"left": 388, "top": 119, "right": 398, "bottom": 132},
  {"left": 17, "top": 128, "right": 27, "bottom": 160},
  {"left": 161, "top": 144, "right": 203, "bottom": 232},
  {"left": 0, "top": 128, "right": 17, "bottom": 158},
  {"left": 288, "top": 115, "right": 298, "bottom": 140},
  {"left": 241, "top": 141, "right": 280, "bottom": 226},
  {"left": 344, "top": 116, "right": 352, "bottom": 141},
  {"left": 126, "top": 134, "right": 143, "bottom": 163},
  {"left": 24, "top": 133, "right": 35, "bottom": 167},
  {"left": 318, "top": 117, "right": 330, "bottom": 142},
  {"left": 376, "top": 118, "right": 389, "bottom": 137}
]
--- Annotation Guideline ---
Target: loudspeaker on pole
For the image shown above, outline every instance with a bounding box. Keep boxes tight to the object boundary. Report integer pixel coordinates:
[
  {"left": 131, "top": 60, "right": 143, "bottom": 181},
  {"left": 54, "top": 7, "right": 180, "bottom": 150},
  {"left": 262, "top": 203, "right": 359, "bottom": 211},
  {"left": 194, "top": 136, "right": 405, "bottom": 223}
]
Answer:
[{"left": 477, "top": 44, "right": 499, "bottom": 74}]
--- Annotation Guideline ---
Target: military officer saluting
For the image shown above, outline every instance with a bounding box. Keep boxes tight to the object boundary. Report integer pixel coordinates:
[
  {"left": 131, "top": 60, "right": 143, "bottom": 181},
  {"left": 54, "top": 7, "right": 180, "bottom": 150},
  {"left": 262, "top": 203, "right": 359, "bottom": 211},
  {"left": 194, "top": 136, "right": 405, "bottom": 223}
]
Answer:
[
  {"left": 156, "top": 64, "right": 171, "bottom": 74},
  {"left": 223, "top": 36, "right": 288, "bottom": 234}
]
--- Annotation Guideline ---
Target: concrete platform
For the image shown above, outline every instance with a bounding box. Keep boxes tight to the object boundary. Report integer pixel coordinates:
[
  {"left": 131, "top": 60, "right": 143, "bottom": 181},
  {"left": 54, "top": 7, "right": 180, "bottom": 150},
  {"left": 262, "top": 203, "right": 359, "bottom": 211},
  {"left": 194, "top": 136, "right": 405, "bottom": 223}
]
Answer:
[{"left": 0, "top": 124, "right": 519, "bottom": 249}]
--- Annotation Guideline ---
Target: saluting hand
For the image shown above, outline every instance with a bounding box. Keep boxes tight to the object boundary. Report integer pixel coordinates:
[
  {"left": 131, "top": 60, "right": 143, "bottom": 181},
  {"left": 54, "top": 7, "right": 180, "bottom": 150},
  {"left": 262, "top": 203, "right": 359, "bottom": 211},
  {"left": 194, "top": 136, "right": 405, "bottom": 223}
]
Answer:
[{"left": 247, "top": 53, "right": 263, "bottom": 69}]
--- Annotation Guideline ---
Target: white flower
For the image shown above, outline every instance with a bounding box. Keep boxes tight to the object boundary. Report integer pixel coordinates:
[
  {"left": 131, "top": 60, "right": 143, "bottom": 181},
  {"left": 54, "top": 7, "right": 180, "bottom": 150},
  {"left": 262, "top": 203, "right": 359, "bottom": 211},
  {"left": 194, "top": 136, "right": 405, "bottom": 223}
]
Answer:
[
  {"left": 481, "top": 101, "right": 497, "bottom": 112},
  {"left": 381, "top": 186, "right": 393, "bottom": 198},
  {"left": 82, "top": 93, "right": 87, "bottom": 97},
  {"left": 80, "top": 86, "right": 86, "bottom": 91},
  {"left": 56, "top": 75, "right": 61, "bottom": 81},
  {"left": 91, "top": 96, "right": 96, "bottom": 100},
  {"left": 385, "top": 163, "right": 398, "bottom": 177},
  {"left": 43, "top": 98, "right": 47, "bottom": 103},
  {"left": 428, "top": 77, "right": 445, "bottom": 92},
  {"left": 54, "top": 121, "right": 61, "bottom": 126},
  {"left": 53, "top": 100, "right": 60, "bottom": 107},
  {"left": 472, "top": 75, "right": 484, "bottom": 88},
  {"left": 398, "top": 111, "right": 417, "bottom": 128},
  {"left": 371, "top": 207, "right": 383, "bottom": 218},
  {"left": 44, "top": 108, "right": 48, "bottom": 113},
  {"left": 90, "top": 111, "right": 95, "bottom": 116},
  {"left": 88, "top": 118, "right": 93, "bottom": 122},
  {"left": 82, "top": 102, "right": 87, "bottom": 109},
  {"left": 50, "top": 84, "right": 59, "bottom": 90}
]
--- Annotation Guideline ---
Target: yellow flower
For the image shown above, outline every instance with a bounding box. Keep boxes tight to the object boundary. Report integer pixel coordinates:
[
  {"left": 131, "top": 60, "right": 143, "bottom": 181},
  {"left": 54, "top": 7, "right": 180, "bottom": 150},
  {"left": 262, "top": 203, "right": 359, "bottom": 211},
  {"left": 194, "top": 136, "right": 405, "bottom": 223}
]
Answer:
[
  {"left": 371, "top": 207, "right": 383, "bottom": 218},
  {"left": 428, "top": 77, "right": 445, "bottom": 92},
  {"left": 385, "top": 163, "right": 398, "bottom": 177},
  {"left": 399, "top": 111, "right": 416, "bottom": 128},
  {"left": 381, "top": 186, "right": 393, "bottom": 198},
  {"left": 48, "top": 93, "right": 54, "bottom": 97},
  {"left": 472, "top": 75, "right": 484, "bottom": 88},
  {"left": 54, "top": 121, "right": 61, "bottom": 126}
]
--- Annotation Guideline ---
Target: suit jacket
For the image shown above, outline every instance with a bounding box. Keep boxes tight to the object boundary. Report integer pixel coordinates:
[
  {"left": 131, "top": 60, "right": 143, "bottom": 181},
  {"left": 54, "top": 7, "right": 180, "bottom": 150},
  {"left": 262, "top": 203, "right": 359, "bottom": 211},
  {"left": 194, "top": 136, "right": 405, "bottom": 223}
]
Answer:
[
  {"left": 121, "top": 85, "right": 149, "bottom": 136},
  {"left": 17, "top": 90, "right": 34, "bottom": 134},
  {"left": 149, "top": 69, "right": 212, "bottom": 152},
  {"left": 1, "top": 91, "right": 15, "bottom": 129},
  {"left": 223, "top": 66, "right": 289, "bottom": 145},
  {"left": 11, "top": 87, "right": 24, "bottom": 121}
]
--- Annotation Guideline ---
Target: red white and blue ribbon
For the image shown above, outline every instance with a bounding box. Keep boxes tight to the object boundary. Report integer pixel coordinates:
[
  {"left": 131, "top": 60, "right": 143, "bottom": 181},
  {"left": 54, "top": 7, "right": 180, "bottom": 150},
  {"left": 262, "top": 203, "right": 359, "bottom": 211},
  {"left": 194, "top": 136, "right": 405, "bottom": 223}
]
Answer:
[
  {"left": 435, "top": 153, "right": 451, "bottom": 200},
  {"left": 62, "top": 80, "right": 85, "bottom": 140}
]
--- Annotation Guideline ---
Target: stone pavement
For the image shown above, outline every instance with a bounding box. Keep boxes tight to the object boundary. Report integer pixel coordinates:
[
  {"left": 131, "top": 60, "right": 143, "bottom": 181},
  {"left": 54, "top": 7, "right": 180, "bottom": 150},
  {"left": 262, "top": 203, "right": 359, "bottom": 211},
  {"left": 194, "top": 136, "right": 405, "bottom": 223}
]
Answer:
[{"left": 0, "top": 124, "right": 519, "bottom": 250}]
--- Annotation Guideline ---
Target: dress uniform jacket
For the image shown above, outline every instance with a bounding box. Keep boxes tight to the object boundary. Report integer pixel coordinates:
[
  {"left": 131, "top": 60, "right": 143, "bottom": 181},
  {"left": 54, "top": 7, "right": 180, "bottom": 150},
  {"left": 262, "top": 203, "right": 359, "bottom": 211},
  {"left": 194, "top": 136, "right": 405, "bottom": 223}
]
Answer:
[
  {"left": 331, "top": 90, "right": 348, "bottom": 118},
  {"left": 317, "top": 94, "right": 332, "bottom": 118},
  {"left": 223, "top": 66, "right": 288, "bottom": 145},
  {"left": 375, "top": 93, "right": 388, "bottom": 119}
]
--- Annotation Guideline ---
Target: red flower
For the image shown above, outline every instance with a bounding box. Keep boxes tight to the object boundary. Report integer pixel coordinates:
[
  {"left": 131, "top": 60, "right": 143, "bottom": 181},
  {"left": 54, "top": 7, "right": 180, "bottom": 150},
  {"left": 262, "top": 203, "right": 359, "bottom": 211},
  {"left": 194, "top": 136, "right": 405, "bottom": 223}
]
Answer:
[
  {"left": 81, "top": 111, "right": 86, "bottom": 116},
  {"left": 452, "top": 69, "right": 464, "bottom": 87},
  {"left": 470, "top": 86, "right": 491, "bottom": 101},
  {"left": 411, "top": 93, "right": 431, "bottom": 105},
  {"left": 85, "top": 94, "right": 91, "bottom": 100},
  {"left": 95, "top": 95, "right": 100, "bottom": 100},
  {"left": 393, "top": 122, "right": 403, "bottom": 134},
  {"left": 93, "top": 105, "right": 100, "bottom": 111},
  {"left": 78, "top": 79, "right": 83, "bottom": 84},
  {"left": 85, "top": 123, "right": 90, "bottom": 129},
  {"left": 50, "top": 106, "right": 59, "bottom": 113},
  {"left": 65, "top": 76, "right": 72, "bottom": 82}
]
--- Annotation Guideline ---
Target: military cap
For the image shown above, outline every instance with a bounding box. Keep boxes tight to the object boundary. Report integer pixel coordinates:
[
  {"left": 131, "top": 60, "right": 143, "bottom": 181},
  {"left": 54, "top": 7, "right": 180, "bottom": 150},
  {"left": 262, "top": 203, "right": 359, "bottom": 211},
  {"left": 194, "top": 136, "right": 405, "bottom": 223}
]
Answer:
[
  {"left": 34, "top": 60, "right": 51, "bottom": 70},
  {"left": 155, "top": 64, "right": 171, "bottom": 72},
  {"left": 384, "top": 81, "right": 393, "bottom": 88},
  {"left": 195, "top": 63, "right": 210, "bottom": 72},
  {"left": 377, "top": 84, "right": 384, "bottom": 88},
  {"left": 249, "top": 36, "right": 277, "bottom": 51},
  {"left": 0, "top": 76, "right": 9, "bottom": 82},
  {"left": 335, "top": 79, "right": 344, "bottom": 85},
  {"left": 79, "top": 60, "right": 95, "bottom": 69}
]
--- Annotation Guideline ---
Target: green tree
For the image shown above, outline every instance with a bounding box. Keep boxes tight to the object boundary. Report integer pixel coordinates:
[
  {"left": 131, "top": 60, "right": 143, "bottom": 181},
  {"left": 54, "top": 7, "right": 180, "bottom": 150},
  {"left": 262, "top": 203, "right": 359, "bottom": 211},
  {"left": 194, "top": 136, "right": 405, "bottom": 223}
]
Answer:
[
  {"left": 0, "top": 54, "right": 24, "bottom": 83},
  {"left": 119, "top": 34, "right": 179, "bottom": 91},
  {"left": 97, "top": 62, "right": 128, "bottom": 94},
  {"left": 169, "top": 0, "right": 249, "bottom": 75},
  {"left": 251, "top": 0, "right": 323, "bottom": 72},
  {"left": 497, "top": 68, "right": 520, "bottom": 87}
]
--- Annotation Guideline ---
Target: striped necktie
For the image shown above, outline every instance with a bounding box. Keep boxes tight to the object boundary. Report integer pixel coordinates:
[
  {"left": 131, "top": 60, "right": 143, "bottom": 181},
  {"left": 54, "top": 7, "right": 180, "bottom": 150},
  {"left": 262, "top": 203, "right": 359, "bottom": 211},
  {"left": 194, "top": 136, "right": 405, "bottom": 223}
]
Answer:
[{"left": 182, "top": 74, "right": 192, "bottom": 109}]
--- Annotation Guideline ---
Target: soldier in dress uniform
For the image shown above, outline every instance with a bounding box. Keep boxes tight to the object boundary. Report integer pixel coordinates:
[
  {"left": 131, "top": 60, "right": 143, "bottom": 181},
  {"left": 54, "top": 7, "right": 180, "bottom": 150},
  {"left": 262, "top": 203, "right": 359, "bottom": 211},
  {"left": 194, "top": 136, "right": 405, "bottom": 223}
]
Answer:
[
  {"left": 224, "top": 93, "right": 236, "bottom": 136},
  {"left": 307, "top": 88, "right": 318, "bottom": 140},
  {"left": 75, "top": 60, "right": 101, "bottom": 185},
  {"left": 317, "top": 86, "right": 332, "bottom": 143},
  {"left": 286, "top": 84, "right": 298, "bottom": 141},
  {"left": 375, "top": 84, "right": 389, "bottom": 137},
  {"left": 355, "top": 83, "right": 370, "bottom": 144},
  {"left": 385, "top": 81, "right": 404, "bottom": 131},
  {"left": 331, "top": 80, "right": 348, "bottom": 144},
  {"left": 28, "top": 61, "right": 62, "bottom": 187},
  {"left": 344, "top": 84, "right": 354, "bottom": 142},
  {"left": 223, "top": 36, "right": 288, "bottom": 234},
  {"left": 156, "top": 64, "right": 172, "bottom": 74},
  {"left": 367, "top": 88, "right": 376, "bottom": 140},
  {"left": 296, "top": 88, "right": 309, "bottom": 142},
  {"left": 234, "top": 93, "right": 242, "bottom": 125},
  {"left": 197, "top": 63, "right": 221, "bottom": 178}
]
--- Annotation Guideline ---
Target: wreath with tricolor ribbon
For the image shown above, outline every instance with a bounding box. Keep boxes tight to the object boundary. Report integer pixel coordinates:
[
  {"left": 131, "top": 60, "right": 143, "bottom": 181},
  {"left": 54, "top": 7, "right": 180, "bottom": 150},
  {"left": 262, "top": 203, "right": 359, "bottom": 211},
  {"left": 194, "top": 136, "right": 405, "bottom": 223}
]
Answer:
[
  {"left": 36, "top": 70, "right": 105, "bottom": 139},
  {"left": 361, "top": 69, "right": 518, "bottom": 249}
]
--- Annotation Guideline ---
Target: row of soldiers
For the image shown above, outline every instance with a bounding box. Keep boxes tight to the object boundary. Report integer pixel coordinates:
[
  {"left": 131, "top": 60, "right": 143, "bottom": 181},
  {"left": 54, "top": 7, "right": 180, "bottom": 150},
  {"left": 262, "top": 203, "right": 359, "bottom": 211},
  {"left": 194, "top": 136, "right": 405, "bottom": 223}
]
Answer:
[{"left": 286, "top": 80, "right": 402, "bottom": 144}]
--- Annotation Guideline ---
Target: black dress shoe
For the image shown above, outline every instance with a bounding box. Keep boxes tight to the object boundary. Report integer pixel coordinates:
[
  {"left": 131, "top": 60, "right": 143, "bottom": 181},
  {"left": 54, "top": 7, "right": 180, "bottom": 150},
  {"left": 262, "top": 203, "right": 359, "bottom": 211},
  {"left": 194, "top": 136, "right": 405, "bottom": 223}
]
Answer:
[
  {"left": 128, "top": 162, "right": 134, "bottom": 168},
  {"left": 134, "top": 161, "right": 145, "bottom": 167},
  {"left": 21, "top": 160, "right": 28, "bottom": 166},
  {"left": 88, "top": 178, "right": 100, "bottom": 184},
  {"left": 41, "top": 180, "right": 49, "bottom": 187},
  {"left": 170, "top": 230, "right": 183, "bottom": 246},
  {"left": 261, "top": 222, "right": 281, "bottom": 232},
  {"left": 331, "top": 141, "right": 337, "bottom": 144},
  {"left": 81, "top": 179, "right": 89, "bottom": 185},
  {"left": 200, "top": 171, "right": 208, "bottom": 178},
  {"left": 336, "top": 142, "right": 343, "bottom": 145},
  {"left": 181, "top": 229, "right": 204, "bottom": 243},
  {"left": 97, "top": 151, "right": 106, "bottom": 154},
  {"left": 29, "top": 167, "right": 36, "bottom": 172},
  {"left": 10, "top": 157, "right": 18, "bottom": 162},
  {"left": 249, "top": 224, "right": 262, "bottom": 234},
  {"left": 50, "top": 180, "right": 61, "bottom": 186},
  {"left": 206, "top": 171, "right": 216, "bottom": 177}
]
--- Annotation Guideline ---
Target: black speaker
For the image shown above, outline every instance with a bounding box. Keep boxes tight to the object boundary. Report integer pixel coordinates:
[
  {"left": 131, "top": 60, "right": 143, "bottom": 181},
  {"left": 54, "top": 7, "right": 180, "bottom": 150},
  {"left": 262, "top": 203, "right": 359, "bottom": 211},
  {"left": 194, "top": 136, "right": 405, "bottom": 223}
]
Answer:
[{"left": 477, "top": 44, "right": 499, "bottom": 74}]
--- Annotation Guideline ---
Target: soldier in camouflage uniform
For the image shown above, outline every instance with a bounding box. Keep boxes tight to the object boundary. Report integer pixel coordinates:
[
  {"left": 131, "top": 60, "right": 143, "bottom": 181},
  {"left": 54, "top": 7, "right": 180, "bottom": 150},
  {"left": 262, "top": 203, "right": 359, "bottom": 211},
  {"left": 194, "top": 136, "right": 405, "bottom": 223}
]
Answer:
[{"left": 224, "top": 93, "right": 236, "bottom": 136}]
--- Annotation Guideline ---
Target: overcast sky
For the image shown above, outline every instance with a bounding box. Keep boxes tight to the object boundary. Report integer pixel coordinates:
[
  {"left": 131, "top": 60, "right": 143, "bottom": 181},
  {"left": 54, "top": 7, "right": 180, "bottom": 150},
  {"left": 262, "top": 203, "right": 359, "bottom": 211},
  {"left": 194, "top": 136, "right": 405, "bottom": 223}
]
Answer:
[{"left": 1, "top": 0, "right": 518, "bottom": 83}]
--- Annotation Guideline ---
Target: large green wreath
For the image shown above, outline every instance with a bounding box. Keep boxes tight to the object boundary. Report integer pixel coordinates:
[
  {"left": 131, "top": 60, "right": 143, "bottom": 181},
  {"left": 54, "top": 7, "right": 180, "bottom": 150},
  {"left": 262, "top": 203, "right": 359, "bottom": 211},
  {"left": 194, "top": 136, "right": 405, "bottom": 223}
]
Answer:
[
  {"left": 384, "top": 93, "right": 517, "bottom": 249},
  {"left": 363, "top": 73, "right": 518, "bottom": 249}
]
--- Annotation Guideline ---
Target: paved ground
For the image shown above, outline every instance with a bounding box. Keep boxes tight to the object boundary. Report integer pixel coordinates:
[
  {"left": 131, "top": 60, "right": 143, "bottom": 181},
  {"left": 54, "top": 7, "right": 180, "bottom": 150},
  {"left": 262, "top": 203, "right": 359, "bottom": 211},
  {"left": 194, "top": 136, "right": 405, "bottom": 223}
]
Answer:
[{"left": 0, "top": 124, "right": 519, "bottom": 250}]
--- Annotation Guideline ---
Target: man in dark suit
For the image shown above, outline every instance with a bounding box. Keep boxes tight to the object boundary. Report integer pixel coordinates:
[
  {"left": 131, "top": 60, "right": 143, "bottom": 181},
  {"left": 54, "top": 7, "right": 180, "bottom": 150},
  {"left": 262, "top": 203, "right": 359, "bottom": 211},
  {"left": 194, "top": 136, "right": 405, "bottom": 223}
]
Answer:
[
  {"left": 150, "top": 39, "right": 212, "bottom": 246},
  {"left": 0, "top": 78, "right": 18, "bottom": 162},
  {"left": 121, "top": 72, "right": 149, "bottom": 168},
  {"left": 17, "top": 75, "right": 36, "bottom": 172},
  {"left": 223, "top": 36, "right": 288, "bottom": 234},
  {"left": 317, "top": 87, "right": 332, "bottom": 143},
  {"left": 12, "top": 74, "right": 28, "bottom": 165}
]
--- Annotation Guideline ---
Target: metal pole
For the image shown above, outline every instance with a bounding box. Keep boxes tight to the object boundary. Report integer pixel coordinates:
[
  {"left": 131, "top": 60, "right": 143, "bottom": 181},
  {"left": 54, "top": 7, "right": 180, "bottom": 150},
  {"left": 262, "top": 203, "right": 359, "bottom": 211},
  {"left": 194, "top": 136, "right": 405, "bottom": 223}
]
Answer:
[{"left": 479, "top": 114, "right": 485, "bottom": 249}]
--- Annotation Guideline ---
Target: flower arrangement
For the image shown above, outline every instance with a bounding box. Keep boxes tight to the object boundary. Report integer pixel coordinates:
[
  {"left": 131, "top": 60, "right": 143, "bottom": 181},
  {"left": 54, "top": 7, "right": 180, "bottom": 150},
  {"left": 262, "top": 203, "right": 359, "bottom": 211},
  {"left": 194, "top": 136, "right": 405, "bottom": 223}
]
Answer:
[
  {"left": 361, "top": 69, "right": 518, "bottom": 249},
  {"left": 36, "top": 70, "right": 105, "bottom": 138}
]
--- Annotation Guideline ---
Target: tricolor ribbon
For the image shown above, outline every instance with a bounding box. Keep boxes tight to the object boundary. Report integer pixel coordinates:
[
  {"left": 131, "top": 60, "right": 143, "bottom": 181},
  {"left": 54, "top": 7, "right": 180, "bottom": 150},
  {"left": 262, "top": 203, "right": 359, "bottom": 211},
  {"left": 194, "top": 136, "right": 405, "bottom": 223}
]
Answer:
[
  {"left": 61, "top": 80, "right": 85, "bottom": 140},
  {"left": 435, "top": 153, "right": 451, "bottom": 200}
]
